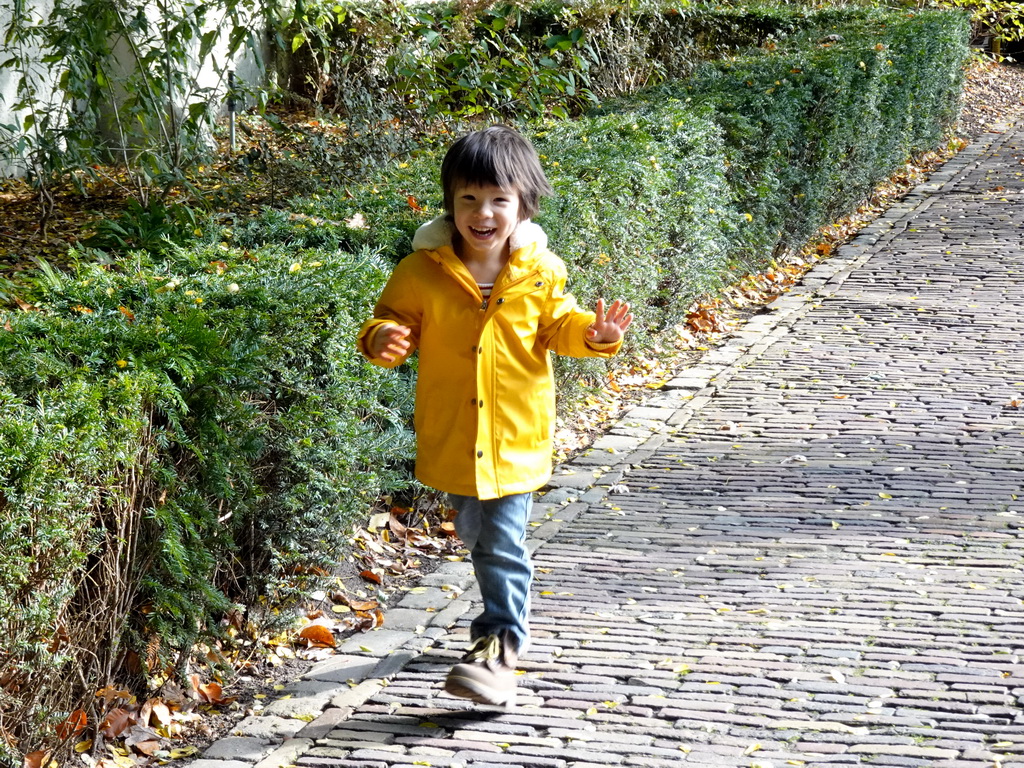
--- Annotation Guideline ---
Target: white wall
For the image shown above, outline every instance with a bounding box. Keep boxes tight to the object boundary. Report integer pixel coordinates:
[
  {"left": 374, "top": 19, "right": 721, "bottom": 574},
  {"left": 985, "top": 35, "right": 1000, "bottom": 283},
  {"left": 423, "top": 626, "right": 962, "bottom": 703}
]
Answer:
[
  {"left": 0, "top": 0, "right": 269, "bottom": 178},
  {"left": 0, "top": 0, "right": 59, "bottom": 177}
]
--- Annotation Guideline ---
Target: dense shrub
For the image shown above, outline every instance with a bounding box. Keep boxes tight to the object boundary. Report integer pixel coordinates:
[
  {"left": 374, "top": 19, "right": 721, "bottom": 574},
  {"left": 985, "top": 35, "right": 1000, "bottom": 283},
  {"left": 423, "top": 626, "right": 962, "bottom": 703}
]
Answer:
[
  {"left": 0, "top": 245, "right": 415, "bottom": 757},
  {"left": 674, "top": 8, "right": 968, "bottom": 267}
]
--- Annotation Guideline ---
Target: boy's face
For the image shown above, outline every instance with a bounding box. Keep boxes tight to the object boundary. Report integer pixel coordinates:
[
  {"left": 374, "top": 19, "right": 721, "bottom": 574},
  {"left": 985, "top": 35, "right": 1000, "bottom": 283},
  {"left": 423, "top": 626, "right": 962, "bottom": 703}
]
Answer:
[{"left": 451, "top": 183, "right": 521, "bottom": 262}]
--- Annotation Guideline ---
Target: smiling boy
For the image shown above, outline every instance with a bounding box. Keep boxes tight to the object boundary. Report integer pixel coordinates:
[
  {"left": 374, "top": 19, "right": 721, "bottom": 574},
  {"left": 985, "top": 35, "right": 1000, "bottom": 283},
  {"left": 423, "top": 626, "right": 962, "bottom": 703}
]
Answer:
[{"left": 358, "top": 125, "right": 632, "bottom": 707}]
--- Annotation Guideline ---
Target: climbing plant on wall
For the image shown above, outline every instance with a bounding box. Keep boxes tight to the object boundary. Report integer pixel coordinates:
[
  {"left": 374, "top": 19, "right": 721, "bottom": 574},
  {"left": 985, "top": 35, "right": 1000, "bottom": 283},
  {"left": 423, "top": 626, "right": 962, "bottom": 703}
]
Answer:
[{"left": 0, "top": 0, "right": 280, "bottom": 227}]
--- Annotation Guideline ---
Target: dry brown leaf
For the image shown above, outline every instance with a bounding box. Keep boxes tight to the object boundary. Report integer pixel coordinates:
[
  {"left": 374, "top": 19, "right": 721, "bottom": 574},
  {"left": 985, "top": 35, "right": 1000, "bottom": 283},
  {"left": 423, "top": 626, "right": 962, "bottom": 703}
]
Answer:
[
  {"left": 96, "top": 686, "right": 133, "bottom": 704},
  {"left": 196, "top": 681, "right": 225, "bottom": 704},
  {"left": 388, "top": 514, "right": 409, "bottom": 538},
  {"left": 13, "top": 295, "right": 35, "bottom": 312},
  {"left": 133, "top": 740, "right": 161, "bottom": 757},
  {"left": 346, "top": 598, "right": 379, "bottom": 611},
  {"left": 100, "top": 707, "right": 134, "bottom": 739},
  {"left": 55, "top": 708, "right": 88, "bottom": 740},
  {"left": 298, "top": 622, "right": 336, "bottom": 647}
]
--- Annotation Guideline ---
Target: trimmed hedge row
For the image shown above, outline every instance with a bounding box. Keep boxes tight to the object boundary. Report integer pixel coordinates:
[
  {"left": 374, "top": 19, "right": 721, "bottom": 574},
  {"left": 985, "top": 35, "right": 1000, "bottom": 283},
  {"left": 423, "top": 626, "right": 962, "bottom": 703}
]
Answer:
[
  {"left": 680, "top": 8, "right": 968, "bottom": 265},
  {"left": 0, "top": 4, "right": 968, "bottom": 760},
  {"left": 0, "top": 247, "right": 415, "bottom": 755}
]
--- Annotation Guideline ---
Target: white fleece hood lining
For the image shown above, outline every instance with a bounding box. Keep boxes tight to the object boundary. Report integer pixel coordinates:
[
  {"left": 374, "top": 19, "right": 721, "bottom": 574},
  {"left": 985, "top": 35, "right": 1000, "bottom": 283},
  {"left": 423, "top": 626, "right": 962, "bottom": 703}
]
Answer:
[{"left": 412, "top": 215, "right": 547, "bottom": 254}]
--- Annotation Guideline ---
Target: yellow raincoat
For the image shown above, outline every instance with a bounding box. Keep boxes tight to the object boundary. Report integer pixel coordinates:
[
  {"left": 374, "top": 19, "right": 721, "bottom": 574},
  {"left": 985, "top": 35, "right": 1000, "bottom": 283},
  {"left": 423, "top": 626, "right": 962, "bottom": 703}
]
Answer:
[{"left": 358, "top": 216, "right": 622, "bottom": 499}]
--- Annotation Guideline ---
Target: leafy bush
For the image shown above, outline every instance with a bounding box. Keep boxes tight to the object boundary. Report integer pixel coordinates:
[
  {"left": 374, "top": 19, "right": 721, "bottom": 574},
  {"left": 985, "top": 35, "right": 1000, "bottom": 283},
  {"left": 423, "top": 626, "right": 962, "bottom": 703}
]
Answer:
[
  {"left": 674, "top": 7, "right": 969, "bottom": 268},
  {"left": 83, "top": 199, "right": 209, "bottom": 254},
  {"left": 941, "top": 0, "right": 1024, "bottom": 55},
  {"left": 0, "top": 245, "right": 415, "bottom": 759},
  {"left": 279, "top": 0, "right": 883, "bottom": 172},
  {"left": 531, "top": 105, "right": 735, "bottom": 399}
]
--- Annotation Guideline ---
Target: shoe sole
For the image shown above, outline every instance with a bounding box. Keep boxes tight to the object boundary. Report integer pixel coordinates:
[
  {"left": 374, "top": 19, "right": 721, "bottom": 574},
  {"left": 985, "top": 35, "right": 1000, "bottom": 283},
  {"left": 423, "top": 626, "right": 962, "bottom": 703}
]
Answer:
[{"left": 444, "top": 675, "right": 516, "bottom": 709}]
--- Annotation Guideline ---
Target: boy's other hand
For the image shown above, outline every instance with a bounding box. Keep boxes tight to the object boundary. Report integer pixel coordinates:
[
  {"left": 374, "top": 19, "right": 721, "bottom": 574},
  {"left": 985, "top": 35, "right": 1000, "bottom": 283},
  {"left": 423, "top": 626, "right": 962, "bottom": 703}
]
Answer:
[
  {"left": 372, "top": 323, "right": 412, "bottom": 362},
  {"left": 587, "top": 299, "right": 633, "bottom": 344}
]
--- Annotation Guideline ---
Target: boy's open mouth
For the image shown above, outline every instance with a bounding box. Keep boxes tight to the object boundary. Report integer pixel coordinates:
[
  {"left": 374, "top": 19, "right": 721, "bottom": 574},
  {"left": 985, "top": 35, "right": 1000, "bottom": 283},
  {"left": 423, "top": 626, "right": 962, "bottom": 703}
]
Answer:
[{"left": 469, "top": 226, "right": 496, "bottom": 237}]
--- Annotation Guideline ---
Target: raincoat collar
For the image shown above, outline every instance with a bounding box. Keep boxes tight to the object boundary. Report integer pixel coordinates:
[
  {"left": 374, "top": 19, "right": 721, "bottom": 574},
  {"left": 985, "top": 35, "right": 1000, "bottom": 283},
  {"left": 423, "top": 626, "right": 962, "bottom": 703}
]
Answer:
[{"left": 412, "top": 215, "right": 548, "bottom": 257}]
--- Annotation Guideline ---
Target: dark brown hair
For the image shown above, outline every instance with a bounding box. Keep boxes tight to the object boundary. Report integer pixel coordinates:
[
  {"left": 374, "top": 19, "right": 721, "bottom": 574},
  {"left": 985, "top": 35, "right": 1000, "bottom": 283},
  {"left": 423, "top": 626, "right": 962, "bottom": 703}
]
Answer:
[{"left": 440, "top": 125, "right": 553, "bottom": 221}]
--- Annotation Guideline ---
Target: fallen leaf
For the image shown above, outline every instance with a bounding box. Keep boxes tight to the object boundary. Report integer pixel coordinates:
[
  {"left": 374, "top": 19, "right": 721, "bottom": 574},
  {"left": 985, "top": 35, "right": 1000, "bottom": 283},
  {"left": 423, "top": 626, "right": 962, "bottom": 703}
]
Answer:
[
  {"left": 196, "top": 680, "right": 229, "bottom": 704},
  {"left": 298, "top": 622, "right": 336, "bottom": 648},
  {"left": 367, "top": 511, "right": 390, "bottom": 531},
  {"left": 95, "top": 686, "right": 133, "bottom": 704},
  {"left": 56, "top": 708, "right": 88, "bottom": 739},
  {"left": 133, "top": 740, "right": 161, "bottom": 756},
  {"left": 346, "top": 598, "right": 379, "bottom": 611},
  {"left": 100, "top": 707, "right": 133, "bottom": 738}
]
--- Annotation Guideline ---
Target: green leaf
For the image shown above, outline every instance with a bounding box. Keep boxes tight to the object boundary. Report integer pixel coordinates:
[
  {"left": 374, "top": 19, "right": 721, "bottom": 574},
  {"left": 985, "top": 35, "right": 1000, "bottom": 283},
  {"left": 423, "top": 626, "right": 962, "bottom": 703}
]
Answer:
[{"left": 199, "top": 29, "right": 218, "bottom": 61}]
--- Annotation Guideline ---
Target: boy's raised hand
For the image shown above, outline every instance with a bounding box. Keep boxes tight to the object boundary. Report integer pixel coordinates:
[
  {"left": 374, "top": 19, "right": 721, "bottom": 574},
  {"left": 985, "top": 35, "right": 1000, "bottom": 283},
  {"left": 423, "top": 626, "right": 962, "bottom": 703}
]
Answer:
[
  {"left": 587, "top": 298, "right": 633, "bottom": 344},
  {"left": 371, "top": 323, "right": 412, "bottom": 362}
]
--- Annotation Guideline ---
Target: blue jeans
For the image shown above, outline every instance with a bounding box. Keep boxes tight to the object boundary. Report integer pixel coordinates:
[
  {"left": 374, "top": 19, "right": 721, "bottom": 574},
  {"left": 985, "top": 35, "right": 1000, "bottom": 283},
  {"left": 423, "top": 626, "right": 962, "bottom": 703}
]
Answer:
[{"left": 448, "top": 492, "right": 533, "bottom": 652}]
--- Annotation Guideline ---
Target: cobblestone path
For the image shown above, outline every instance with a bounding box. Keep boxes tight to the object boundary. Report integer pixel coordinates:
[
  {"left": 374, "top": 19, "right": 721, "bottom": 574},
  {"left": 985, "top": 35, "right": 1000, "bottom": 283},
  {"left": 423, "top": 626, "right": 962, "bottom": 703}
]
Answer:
[{"left": 194, "top": 123, "right": 1024, "bottom": 768}]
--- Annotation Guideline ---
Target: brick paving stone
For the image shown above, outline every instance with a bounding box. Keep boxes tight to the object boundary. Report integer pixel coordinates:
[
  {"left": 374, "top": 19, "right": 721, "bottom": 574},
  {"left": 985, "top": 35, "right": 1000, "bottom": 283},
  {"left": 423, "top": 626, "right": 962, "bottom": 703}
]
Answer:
[{"left": 201, "top": 737, "right": 274, "bottom": 761}]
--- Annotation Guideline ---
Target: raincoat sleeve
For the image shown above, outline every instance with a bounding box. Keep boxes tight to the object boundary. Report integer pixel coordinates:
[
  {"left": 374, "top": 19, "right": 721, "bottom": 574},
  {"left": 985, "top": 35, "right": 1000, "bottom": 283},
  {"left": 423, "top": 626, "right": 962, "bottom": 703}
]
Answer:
[
  {"left": 357, "top": 257, "right": 423, "bottom": 369},
  {"left": 537, "top": 257, "right": 622, "bottom": 359}
]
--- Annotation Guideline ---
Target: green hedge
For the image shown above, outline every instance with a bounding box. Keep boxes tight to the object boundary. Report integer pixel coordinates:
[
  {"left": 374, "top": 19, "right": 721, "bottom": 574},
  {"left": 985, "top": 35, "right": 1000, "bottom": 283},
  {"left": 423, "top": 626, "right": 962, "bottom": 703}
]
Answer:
[
  {"left": 677, "top": 8, "right": 968, "bottom": 265},
  {"left": 0, "top": 4, "right": 968, "bottom": 760},
  {"left": 0, "top": 247, "right": 414, "bottom": 756}
]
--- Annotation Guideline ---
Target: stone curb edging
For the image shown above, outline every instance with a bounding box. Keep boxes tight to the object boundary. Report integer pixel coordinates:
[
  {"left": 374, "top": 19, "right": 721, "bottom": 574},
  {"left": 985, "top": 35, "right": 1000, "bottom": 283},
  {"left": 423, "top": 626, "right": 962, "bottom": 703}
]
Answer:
[{"left": 184, "top": 116, "right": 1023, "bottom": 768}]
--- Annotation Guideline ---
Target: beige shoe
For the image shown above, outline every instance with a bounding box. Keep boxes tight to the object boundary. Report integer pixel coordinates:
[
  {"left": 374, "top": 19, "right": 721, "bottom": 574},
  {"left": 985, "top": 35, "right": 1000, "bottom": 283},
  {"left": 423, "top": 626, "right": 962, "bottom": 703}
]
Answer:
[{"left": 444, "top": 633, "right": 518, "bottom": 708}]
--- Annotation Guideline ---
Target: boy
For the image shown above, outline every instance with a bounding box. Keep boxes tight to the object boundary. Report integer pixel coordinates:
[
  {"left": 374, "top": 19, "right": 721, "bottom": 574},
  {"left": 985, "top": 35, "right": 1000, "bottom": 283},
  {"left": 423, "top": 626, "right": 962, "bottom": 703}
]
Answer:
[{"left": 358, "top": 125, "right": 632, "bottom": 707}]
